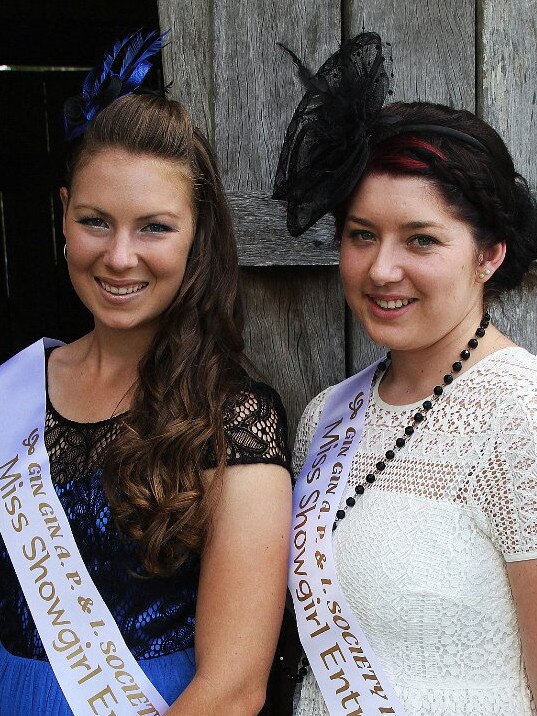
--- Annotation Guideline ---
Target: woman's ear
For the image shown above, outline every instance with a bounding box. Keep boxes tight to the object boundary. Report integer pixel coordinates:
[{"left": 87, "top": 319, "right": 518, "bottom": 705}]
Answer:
[
  {"left": 59, "top": 186, "right": 68, "bottom": 210},
  {"left": 59, "top": 187, "right": 69, "bottom": 234},
  {"left": 476, "top": 241, "right": 506, "bottom": 282}
]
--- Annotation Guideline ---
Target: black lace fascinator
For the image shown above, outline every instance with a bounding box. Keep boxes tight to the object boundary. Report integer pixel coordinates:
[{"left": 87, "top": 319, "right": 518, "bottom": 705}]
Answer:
[
  {"left": 273, "top": 32, "right": 394, "bottom": 237},
  {"left": 273, "top": 32, "right": 491, "bottom": 237},
  {"left": 64, "top": 30, "right": 169, "bottom": 141}
]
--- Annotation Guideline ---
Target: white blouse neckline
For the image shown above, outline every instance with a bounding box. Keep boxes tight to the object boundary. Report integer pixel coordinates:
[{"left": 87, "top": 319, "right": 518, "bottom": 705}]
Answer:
[{"left": 373, "top": 345, "right": 527, "bottom": 413}]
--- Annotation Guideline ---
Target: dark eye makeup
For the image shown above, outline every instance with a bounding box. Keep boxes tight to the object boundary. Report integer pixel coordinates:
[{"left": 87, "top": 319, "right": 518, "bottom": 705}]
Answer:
[
  {"left": 76, "top": 216, "right": 108, "bottom": 228},
  {"left": 141, "top": 223, "right": 174, "bottom": 233}
]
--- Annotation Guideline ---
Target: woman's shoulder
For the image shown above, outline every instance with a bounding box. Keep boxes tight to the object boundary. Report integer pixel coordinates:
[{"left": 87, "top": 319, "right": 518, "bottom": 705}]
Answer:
[
  {"left": 475, "top": 346, "right": 537, "bottom": 401},
  {"left": 486, "top": 345, "right": 537, "bottom": 370},
  {"left": 220, "top": 377, "right": 291, "bottom": 469},
  {"left": 292, "top": 385, "right": 334, "bottom": 475},
  {"left": 297, "top": 386, "right": 333, "bottom": 435},
  {"left": 223, "top": 378, "right": 287, "bottom": 425},
  {"left": 457, "top": 347, "right": 537, "bottom": 444}
]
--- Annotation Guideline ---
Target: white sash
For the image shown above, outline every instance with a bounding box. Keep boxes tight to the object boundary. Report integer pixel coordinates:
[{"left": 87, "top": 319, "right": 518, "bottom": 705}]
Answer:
[
  {"left": 0, "top": 339, "right": 170, "bottom": 715},
  {"left": 290, "top": 362, "right": 407, "bottom": 715}
]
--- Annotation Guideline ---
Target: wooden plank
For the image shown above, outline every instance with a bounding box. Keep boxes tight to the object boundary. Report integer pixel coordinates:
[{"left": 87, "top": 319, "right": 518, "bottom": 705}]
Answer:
[
  {"left": 345, "top": 0, "right": 475, "bottom": 109},
  {"left": 213, "top": 1, "right": 343, "bottom": 448},
  {"left": 232, "top": 193, "right": 337, "bottom": 266},
  {"left": 345, "top": 0, "right": 476, "bottom": 375},
  {"left": 481, "top": 0, "right": 537, "bottom": 353},
  {"left": 241, "top": 267, "right": 346, "bottom": 447},
  {"left": 214, "top": 0, "right": 340, "bottom": 191},
  {"left": 157, "top": 0, "right": 213, "bottom": 141},
  {"left": 480, "top": 0, "right": 537, "bottom": 188}
]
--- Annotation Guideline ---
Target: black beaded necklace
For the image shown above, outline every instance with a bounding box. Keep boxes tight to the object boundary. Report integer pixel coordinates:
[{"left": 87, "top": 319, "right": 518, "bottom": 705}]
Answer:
[{"left": 279, "top": 312, "right": 490, "bottom": 683}]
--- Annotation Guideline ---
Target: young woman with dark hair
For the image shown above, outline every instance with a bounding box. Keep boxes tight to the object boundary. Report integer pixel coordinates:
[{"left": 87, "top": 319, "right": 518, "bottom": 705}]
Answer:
[
  {"left": 0, "top": 34, "right": 291, "bottom": 715},
  {"left": 275, "top": 33, "right": 537, "bottom": 716}
]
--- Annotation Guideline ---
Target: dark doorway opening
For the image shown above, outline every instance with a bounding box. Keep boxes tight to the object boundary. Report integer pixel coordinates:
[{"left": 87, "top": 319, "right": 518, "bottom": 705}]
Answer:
[{"left": 0, "top": 1, "right": 160, "bottom": 362}]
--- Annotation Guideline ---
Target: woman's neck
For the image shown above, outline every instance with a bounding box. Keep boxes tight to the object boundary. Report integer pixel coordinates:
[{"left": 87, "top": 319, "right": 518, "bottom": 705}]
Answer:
[
  {"left": 377, "top": 318, "right": 513, "bottom": 406},
  {"left": 80, "top": 322, "right": 156, "bottom": 375},
  {"left": 47, "top": 323, "right": 158, "bottom": 422}
]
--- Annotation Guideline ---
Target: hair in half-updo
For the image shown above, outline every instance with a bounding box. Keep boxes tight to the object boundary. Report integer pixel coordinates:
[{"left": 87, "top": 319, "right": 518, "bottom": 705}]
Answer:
[
  {"left": 334, "top": 102, "right": 537, "bottom": 300},
  {"left": 67, "top": 93, "right": 245, "bottom": 576}
]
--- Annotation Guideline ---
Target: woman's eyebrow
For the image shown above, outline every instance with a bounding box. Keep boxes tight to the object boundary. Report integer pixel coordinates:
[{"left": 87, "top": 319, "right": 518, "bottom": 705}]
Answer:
[
  {"left": 136, "top": 212, "right": 182, "bottom": 221},
  {"left": 401, "top": 220, "right": 445, "bottom": 229},
  {"left": 346, "top": 216, "right": 445, "bottom": 230},
  {"left": 72, "top": 203, "right": 110, "bottom": 216},
  {"left": 346, "top": 215, "right": 374, "bottom": 226}
]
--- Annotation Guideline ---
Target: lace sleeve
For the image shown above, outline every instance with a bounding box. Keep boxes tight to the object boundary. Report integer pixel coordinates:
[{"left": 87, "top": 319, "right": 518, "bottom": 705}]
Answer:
[
  {"left": 219, "top": 381, "right": 291, "bottom": 470},
  {"left": 291, "top": 387, "right": 332, "bottom": 478},
  {"left": 472, "top": 388, "right": 537, "bottom": 562}
]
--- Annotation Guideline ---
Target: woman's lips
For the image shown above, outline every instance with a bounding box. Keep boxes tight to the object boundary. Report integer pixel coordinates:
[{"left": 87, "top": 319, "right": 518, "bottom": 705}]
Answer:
[
  {"left": 367, "top": 295, "right": 417, "bottom": 317},
  {"left": 95, "top": 278, "right": 149, "bottom": 301},
  {"left": 372, "top": 296, "right": 415, "bottom": 309}
]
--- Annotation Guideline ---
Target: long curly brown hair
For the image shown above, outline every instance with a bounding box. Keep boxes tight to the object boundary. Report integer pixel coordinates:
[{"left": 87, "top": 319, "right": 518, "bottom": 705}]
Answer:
[{"left": 67, "top": 94, "right": 246, "bottom": 576}]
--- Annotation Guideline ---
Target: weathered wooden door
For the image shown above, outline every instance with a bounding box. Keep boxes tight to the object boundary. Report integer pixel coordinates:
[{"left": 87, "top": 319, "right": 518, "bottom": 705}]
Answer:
[
  {"left": 157, "top": 0, "right": 537, "bottom": 446},
  {"left": 157, "top": 3, "right": 345, "bottom": 444}
]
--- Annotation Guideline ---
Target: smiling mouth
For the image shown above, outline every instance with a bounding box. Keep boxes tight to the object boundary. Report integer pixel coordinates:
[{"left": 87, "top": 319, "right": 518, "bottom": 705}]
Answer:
[
  {"left": 371, "top": 297, "right": 416, "bottom": 310},
  {"left": 97, "top": 279, "right": 149, "bottom": 296}
]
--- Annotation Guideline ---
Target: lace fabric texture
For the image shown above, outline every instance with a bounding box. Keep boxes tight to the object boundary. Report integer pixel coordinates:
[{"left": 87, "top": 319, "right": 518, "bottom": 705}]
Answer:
[
  {"left": 0, "top": 357, "right": 290, "bottom": 661},
  {"left": 272, "top": 32, "right": 392, "bottom": 236},
  {"left": 292, "top": 347, "right": 537, "bottom": 716}
]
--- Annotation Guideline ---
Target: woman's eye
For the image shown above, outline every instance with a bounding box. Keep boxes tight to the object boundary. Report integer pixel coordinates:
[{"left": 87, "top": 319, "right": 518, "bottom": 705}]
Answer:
[
  {"left": 77, "top": 216, "right": 108, "bottom": 229},
  {"left": 141, "top": 223, "right": 173, "bottom": 234},
  {"left": 347, "top": 229, "right": 375, "bottom": 241},
  {"left": 411, "top": 234, "right": 437, "bottom": 247}
]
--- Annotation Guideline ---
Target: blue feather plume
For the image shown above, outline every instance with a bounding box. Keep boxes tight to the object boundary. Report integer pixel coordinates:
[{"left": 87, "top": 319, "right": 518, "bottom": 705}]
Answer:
[{"left": 64, "top": 29, "right": 170, "bottom": 141}]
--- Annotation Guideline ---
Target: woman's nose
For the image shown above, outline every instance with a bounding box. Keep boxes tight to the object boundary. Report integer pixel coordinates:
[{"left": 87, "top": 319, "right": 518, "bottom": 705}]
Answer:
[
  {"left": 368, "top": 243, "right": 404, "bottom": 285},
  {"left": 103, "top": 231, "right": 138, "bottom": 272}
]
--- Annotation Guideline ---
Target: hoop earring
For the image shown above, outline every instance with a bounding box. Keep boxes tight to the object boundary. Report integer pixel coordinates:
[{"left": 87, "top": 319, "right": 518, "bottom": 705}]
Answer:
[{"left": 63, "top": 244, "right": 67, "bottom": 261}]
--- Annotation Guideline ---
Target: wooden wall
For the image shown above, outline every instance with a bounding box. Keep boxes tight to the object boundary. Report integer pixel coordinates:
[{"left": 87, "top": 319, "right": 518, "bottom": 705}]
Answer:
[
  {"left": 157, "top": 0, "right": 537, "bottom": 443},
  {"left": 158, "top": 1, "right": 344, "bottom": 444}
]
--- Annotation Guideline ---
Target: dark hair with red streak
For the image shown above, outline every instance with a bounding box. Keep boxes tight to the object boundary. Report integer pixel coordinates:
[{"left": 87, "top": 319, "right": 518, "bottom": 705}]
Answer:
[
  {"left": 333, "top": 102, "right": 537, "bottom": 300},
  {"left": 368, "top": 135, "right": 447, "bottom": 172}
]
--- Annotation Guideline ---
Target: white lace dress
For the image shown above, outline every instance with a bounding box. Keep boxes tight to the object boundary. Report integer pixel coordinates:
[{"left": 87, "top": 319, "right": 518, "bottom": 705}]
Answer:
[{"left": 293, "top": 347, "right": 537, "bottom": 716}]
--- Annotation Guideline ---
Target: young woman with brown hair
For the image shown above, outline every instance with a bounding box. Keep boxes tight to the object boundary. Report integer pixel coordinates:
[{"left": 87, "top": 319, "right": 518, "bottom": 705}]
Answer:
[{"left": 0, "top": 33, "right": 291, "bottom": 715}]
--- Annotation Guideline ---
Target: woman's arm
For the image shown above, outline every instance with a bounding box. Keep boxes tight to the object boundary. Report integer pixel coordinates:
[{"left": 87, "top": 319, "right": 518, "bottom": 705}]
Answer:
[
  {"left": 506, "top": 559, "right": 537, "bottom": 700},
  {"left": 167, "top": 462, "right": 292, "bottom": 715}
]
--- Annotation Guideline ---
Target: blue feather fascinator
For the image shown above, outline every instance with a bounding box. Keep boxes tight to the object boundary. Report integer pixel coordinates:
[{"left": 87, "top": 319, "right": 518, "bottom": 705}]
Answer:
[{"left": 64, "top": 29, "right": 169, "bottom": 141}]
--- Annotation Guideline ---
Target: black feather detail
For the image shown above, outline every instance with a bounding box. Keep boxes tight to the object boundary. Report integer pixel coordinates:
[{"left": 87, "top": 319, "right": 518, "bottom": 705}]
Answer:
[{"left": 273, "top": 32, "right": 393, "bottom": 236}]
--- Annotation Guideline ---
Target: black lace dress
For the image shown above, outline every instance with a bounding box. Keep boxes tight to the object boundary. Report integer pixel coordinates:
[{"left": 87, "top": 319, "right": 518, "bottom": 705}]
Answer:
[{"left": 0, "top": 351, "right": 290, "bottom": 714}]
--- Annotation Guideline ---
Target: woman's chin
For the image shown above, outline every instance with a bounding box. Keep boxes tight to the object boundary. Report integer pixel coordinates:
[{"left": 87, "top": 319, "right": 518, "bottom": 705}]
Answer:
[{"left": 356, "top": 316, "right": 413, "bottom": 351}]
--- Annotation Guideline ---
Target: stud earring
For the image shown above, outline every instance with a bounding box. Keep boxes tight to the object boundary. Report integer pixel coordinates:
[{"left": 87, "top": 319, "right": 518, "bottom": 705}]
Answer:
[
  {"left": 478, "top": 267, "right": 491, "bottom": 279},
  {"left": 63, "top": 244, "right": 67, "bottom": 261}
]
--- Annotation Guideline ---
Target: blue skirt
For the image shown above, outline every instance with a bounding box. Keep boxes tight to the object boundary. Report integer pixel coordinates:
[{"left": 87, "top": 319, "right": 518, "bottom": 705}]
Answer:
[{"left": 0, "top": 640, "right": 195, "bottom": 715}]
